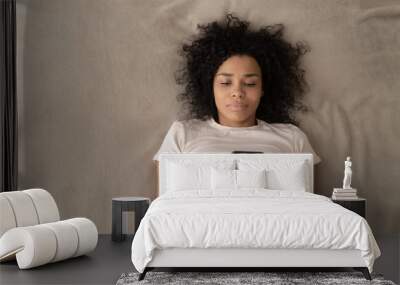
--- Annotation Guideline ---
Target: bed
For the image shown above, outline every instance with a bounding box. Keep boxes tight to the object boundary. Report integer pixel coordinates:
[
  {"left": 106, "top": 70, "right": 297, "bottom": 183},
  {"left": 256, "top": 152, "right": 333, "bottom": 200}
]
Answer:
[{"left": 131, "top": 153, "right": 381, "bottom": 281}]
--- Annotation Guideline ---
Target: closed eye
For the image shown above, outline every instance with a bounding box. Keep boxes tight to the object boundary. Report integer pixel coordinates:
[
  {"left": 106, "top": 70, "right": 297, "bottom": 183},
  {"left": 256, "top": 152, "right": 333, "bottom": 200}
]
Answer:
[{"left": 219, "top": 82, "right": 257, "bottom": 86}]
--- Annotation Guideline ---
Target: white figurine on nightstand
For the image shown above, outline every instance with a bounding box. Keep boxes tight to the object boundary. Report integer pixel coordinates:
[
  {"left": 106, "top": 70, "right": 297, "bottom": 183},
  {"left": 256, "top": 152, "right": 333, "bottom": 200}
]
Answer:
[
  {"left": 332, "top": 156, "right": 358, "bottom": 200},
  {"left": 343, "top": 156, "right": 352, "bottom": 189}
]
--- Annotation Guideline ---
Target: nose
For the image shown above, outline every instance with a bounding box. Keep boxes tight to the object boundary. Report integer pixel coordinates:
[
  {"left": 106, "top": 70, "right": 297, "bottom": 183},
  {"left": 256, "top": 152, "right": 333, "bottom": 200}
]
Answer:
[{"left": 231, "top": 85, "right": 244, "bottom": 98}]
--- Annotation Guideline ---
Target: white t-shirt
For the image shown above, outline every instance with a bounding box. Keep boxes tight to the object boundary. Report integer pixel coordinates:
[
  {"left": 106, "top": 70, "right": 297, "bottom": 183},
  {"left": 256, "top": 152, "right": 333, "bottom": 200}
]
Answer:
[{"left": 153, "top": 118, "right": 321, "bottom": 164}]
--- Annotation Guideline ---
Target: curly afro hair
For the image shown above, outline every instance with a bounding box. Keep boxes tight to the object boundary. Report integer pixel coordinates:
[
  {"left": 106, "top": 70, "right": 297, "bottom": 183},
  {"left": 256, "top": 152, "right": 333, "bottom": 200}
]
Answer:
[{"left": 175, "top": 13, "right": 310, "bottom": 125}]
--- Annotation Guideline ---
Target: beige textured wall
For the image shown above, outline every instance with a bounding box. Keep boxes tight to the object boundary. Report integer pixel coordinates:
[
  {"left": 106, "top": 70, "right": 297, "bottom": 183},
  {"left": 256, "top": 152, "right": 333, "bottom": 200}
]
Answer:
[{"left": 16, "top": 0, "right": 400, "bottom": 234}]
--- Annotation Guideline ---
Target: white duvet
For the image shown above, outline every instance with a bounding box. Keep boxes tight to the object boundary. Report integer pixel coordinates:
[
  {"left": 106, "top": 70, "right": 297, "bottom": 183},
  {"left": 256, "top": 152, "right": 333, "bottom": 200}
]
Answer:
[{"left": 131, "top": 190, "right": 380, "bottom": 273}]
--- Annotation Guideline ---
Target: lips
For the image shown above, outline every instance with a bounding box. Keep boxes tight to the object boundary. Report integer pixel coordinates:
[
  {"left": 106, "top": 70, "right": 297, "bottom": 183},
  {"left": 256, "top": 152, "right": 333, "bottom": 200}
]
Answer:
[{"left": 226, "top": 102, "right": 247, "bottom": 111}]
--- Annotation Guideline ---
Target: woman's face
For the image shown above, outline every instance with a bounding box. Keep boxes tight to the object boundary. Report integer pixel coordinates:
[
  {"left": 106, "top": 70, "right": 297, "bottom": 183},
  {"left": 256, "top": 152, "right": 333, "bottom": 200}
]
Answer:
[{"left": 213, "top": 55, "right": 263, "bottom": 127}]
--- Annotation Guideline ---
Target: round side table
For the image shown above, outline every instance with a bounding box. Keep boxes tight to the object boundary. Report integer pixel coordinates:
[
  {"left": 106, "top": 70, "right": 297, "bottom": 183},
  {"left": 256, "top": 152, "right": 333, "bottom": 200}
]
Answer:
[{"left": 112, "top": 197, "right": 150, "bottom": 242}]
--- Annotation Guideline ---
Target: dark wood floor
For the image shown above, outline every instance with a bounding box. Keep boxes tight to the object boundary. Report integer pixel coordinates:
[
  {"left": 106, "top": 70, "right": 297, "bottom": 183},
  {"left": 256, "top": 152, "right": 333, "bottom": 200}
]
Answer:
[
  {"left": 0, "top": 235, "right": 134, "bottom": 285},
  {"left": 1, "top": 235, "right": 398, "bottom": 285}
]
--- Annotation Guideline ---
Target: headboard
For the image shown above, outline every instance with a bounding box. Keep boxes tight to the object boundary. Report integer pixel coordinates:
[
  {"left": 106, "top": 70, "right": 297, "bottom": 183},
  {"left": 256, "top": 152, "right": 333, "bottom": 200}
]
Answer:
[{"left": 159, "top": 153, "right": 314, "bottom": 195}]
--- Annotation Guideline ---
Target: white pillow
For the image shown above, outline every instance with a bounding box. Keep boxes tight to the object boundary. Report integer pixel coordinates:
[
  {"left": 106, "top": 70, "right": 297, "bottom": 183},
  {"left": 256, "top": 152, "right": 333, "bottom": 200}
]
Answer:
[
  {"left": 166, "top": 160, "right": 235, "bottom": 192},
  {"left": 238, "top": 160, "right": 308, "bottom": 191},
  {"left": 266, "top": 165, "right": 307, "bottom": 191},
  {"left": 211, "top": 168, "right": 236, "bottom": 189},
  {"left": 211, "top": 168, "right": 267, "bottom": 190},
  {"left": 237, "top": 169, "right": 267, "bottom": 188}
]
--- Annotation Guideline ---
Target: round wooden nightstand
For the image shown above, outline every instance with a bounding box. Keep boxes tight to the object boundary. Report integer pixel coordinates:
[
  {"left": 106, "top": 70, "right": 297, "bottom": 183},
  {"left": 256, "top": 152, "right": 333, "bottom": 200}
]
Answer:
[{"left": 112, "top": 197, "right": 150, "bottom": 242}]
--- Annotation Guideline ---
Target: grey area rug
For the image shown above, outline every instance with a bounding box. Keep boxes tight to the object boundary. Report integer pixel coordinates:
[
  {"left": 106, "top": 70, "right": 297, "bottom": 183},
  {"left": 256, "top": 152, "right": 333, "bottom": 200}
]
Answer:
[{"left": 116, "top": 271, "right": 397, "bottom": 285}]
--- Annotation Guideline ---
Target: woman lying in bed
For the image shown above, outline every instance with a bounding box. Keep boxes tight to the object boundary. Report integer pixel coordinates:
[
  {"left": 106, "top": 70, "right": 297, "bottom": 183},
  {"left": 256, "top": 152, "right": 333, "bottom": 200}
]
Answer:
[
  {"left": 153, "top": 13, "right": 321, "bottom": 189},
  {"left": 132, "top": 14, "right": 380, "bottom": 278}
]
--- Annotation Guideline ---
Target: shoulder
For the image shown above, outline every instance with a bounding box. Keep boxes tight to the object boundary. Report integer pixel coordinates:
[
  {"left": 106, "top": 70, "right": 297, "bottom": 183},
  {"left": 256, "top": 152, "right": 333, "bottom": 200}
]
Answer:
[
  {"left": 286, "top": 124, "right": 307, "bottom": 137},
  {"left": 282, "top": 124, "right": 310, "bottom": 144},
  {"left": 260, "top": 121, "right": 320, "bottom": 164},
  {"left": 259, "top": 120, "right": 299, "bottom": 136},
  {"left": 166, "top": 119, "right": 209, "bottom": 137},
  {"left": 259, "top": 121, "right": 311, "bottom": 147},
  {"left": 272, "top": 123, "right": 307, "bottom": 136},
  {"left": 168, "top": 119, "right": 198, "bottom": 130},
  {"left": 172, "top": 118, "right": 210, "bottom": 131}
]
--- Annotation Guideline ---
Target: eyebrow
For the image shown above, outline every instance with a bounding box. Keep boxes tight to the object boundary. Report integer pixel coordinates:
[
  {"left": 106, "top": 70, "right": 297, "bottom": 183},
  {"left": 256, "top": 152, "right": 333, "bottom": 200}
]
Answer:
[{"left": 216, "top": 73, "right": 260, "bottom": 77}]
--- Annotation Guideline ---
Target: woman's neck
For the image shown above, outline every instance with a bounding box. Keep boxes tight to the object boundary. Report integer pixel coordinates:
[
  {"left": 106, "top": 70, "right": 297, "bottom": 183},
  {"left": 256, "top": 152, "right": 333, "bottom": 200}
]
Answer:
[{"left": 216, "top": 116, "right": 257, "bottom": 128}]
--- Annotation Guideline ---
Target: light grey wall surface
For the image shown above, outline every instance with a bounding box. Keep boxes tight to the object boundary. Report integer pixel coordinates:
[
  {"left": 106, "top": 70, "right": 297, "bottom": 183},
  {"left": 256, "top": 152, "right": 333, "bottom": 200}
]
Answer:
[{"left": 16, "top": 0, "right": 400, "bottom": 234}]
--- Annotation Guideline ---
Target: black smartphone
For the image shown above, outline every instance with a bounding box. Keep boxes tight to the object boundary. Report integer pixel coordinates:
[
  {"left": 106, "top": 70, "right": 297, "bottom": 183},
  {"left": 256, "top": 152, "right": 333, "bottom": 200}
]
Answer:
[{"left": 232, "top": 150, "right": 264, "bottom": 154}]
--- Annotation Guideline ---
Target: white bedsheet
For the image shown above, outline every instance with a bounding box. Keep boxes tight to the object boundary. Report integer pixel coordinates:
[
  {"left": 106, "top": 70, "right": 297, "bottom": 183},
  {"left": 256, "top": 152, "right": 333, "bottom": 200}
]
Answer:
[{"left": 131, "top": 190, "right": 380, "bottom": 273}]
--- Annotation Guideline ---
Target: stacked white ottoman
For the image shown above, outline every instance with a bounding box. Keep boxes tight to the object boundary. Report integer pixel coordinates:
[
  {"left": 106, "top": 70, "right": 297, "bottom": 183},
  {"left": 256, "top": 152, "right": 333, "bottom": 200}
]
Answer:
[{"left": 0, "top": 189, "right": 98, "bottom": 269}]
